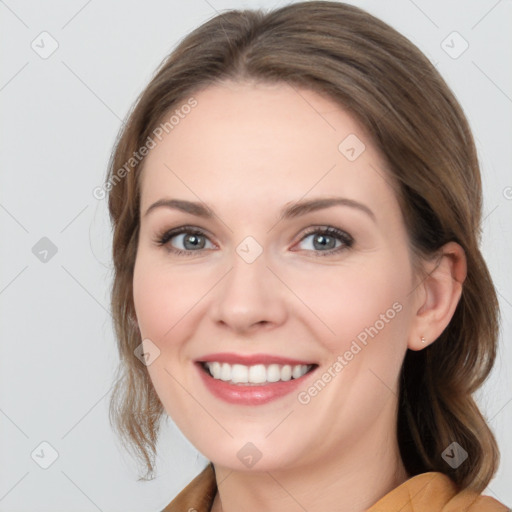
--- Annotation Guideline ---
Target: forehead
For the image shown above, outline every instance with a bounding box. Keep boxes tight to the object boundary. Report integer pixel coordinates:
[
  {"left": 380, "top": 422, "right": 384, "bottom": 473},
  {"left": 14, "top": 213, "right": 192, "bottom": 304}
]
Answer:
[{"left": 139, "top": 81, "right": 397, "bottom": 217}]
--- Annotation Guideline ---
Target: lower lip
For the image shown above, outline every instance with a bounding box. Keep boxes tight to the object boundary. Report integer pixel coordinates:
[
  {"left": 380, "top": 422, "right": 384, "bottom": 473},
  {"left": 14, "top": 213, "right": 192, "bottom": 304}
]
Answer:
[{"left": 196, "top": 363, "right": 317, "bottom": 405}]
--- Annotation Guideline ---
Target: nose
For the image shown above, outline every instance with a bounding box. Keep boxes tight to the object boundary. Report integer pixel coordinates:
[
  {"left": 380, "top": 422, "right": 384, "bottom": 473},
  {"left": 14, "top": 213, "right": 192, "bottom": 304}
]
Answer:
[{"left": 209, "top": 248, "right": 288, "bottom": 334}]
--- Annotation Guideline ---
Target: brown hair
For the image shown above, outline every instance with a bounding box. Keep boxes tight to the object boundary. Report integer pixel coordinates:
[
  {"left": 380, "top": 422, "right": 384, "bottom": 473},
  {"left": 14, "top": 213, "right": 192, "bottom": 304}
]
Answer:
[{"left": 106, "top": 0, "right": 500, "bottom": 490}]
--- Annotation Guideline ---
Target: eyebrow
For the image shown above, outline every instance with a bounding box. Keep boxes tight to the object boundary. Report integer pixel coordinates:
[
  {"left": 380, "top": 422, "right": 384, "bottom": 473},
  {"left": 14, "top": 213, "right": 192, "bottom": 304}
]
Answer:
[{"left": 143, "top": 196, "right": 376, "bottom": 223}]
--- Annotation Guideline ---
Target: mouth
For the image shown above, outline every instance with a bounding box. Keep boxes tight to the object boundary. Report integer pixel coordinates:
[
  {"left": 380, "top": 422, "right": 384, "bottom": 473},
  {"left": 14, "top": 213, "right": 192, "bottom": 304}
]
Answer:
[
  {"left": 195, "top": 361, "right": 318, "bottom": 406},
  {"left": 194, "top": 351, "right": 320, "bottom": 405},
  {"left": 197, "top": 360, "right": 318, "bottom": 386}
]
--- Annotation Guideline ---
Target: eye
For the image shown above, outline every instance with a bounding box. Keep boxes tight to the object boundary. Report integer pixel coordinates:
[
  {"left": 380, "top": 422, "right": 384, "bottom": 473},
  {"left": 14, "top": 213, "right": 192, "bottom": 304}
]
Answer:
[
  {"left": 154, "top": 226, "right": 215, "bottom": 255},
  {"left": 154, "top": 225, "right": 354, "bottom": 257},
  {"left": 295, "top": 226, "right": 354, "bottom": 256}
]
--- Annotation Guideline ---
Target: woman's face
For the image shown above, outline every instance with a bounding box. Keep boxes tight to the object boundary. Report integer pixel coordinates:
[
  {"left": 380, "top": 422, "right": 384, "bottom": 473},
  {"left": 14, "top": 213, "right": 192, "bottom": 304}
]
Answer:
[{"left": 133, "top": 81, "right": 420, "bottom": 472}]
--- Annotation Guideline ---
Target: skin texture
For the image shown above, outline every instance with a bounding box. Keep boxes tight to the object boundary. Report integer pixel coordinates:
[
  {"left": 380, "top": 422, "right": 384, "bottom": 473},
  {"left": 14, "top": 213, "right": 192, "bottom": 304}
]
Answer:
[{"left": 133, "top": 81, "right": 466, "bottom": 512}]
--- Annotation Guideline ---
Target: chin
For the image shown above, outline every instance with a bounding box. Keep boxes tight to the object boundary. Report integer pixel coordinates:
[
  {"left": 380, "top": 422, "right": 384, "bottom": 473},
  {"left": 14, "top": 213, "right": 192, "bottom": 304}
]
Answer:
[{"left": 198, "top": 439, "right": 304, "bottom": 472}]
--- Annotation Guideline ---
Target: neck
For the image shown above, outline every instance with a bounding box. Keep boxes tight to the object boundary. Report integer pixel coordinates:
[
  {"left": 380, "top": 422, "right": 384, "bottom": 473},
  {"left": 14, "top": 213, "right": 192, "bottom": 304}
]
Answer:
[{"left": 210, "top": 427, "right": 410, "bottom": 512}]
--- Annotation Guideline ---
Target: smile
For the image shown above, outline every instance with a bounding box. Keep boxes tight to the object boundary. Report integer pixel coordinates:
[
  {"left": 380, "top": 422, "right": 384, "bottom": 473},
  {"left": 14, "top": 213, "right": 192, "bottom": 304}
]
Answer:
[
  {"left": 201, "top": 361, "right": 315, "bottom": 385},
  {"left": 195, "top": 355, "right": 318, "bottom": 405}
]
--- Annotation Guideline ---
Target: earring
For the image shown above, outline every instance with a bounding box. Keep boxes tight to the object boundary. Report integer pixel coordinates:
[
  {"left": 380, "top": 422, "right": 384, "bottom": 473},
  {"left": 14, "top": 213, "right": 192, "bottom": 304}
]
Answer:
[{"left": 421, "top": 336, "right": 426, "bottom": 344}]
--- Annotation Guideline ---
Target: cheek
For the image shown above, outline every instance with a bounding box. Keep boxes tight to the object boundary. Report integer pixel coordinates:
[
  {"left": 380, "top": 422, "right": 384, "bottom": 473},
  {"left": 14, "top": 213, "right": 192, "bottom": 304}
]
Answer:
[
  {"left": 132, "top": 254, "right": 207, "bottom": 342},
  {"left": 132, "top": 253, "right": 205, "bottom": 419},
  {"left": 132, "top": 262, "right": 168, "bottom": 341},
  {"left": 282, "top": 253, "right": 412, "bottom": 358}
]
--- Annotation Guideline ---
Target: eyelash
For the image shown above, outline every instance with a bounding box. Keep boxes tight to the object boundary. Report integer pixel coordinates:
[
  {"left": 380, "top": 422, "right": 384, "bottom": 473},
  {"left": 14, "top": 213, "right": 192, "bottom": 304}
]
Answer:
[{"left": 154, "top": 225, "right": 354, "bottom": 257}]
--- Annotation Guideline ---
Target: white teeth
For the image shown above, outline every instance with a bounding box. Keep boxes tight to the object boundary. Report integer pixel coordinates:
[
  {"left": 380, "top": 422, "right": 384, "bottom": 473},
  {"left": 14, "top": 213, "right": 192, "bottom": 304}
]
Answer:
[
  {"left": 292, "top": 364, "right": 306, "bottom": 379},
  {"left": 220, "top": 362, "right": 231, "bottom": 381},
  {"left": 203, "top": 361, "right": 313, "bottom": 384},
  {"left": 267, "top": 364, "right": 282, "bottom": 383},
  {"left": 249, "top": 364, "right": 267, "bottom": 384},
  {"left": 231, "top": 364, "right": 248, "bottom": 383}
]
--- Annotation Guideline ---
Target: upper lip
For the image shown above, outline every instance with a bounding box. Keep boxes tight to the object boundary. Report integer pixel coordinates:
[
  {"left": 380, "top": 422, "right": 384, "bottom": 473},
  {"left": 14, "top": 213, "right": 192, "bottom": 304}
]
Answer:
[{"left": 197, "top": 352, "right": 316, "bottom": 366}]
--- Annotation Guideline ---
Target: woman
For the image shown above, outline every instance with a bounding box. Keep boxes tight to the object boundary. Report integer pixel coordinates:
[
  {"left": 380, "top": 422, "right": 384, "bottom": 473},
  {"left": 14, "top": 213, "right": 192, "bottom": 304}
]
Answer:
[{"left": 105, "top": 2, "right": 509, "bottom": 511}]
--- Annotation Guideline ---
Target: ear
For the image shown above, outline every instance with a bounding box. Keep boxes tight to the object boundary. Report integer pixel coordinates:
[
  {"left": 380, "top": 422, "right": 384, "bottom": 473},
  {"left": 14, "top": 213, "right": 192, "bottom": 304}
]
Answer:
[{"left": 408, "top": 241, "right": 467, "bottom": 351}]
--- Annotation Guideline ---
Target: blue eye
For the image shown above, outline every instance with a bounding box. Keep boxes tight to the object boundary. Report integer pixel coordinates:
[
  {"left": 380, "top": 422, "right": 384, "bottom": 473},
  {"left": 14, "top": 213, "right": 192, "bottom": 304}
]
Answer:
[
  {"left": 296, "top": 226, "right": 354, "bottom": 256},
  {"left": 155, "top": 226, "right": 214, "bottom": 255},
  {"left": 154, "top": 225, "right": 353, "bottom": 257}
]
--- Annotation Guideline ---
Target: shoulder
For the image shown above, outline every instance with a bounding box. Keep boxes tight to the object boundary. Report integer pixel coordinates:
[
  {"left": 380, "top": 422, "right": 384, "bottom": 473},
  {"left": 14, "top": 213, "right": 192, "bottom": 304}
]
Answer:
[
  {"left": 160, "top": 463, "right": 217, "bottom": 512},
  {"left": 369, "top": 472, "right": 510, "bottom": 512},
  {"left": 442, "top": 484, "right": 509, "bottom": 512},
  {"left": 160, "top": 466, "right": 510, "bottom": 512}
]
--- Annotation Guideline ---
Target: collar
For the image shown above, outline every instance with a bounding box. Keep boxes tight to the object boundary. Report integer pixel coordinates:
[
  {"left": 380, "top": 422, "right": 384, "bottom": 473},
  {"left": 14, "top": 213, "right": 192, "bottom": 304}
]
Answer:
[{"left": 161, "top": 462, "right": 508, "bottom": 512}]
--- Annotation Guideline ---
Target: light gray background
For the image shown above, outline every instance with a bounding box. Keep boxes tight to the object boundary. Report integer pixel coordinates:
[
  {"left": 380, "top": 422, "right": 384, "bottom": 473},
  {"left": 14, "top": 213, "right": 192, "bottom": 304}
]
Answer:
[{"left": 1, "top": 0, "right": 511, "bottom": 510}]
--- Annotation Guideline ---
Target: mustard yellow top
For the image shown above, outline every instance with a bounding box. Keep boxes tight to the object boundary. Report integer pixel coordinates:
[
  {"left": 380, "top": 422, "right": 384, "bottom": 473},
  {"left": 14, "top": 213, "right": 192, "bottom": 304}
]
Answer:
[{"left": 161, "top": 462, "right": 509, "bottom": 512}]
